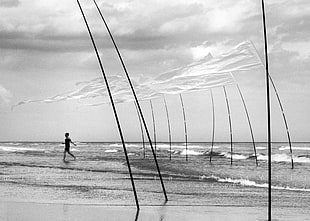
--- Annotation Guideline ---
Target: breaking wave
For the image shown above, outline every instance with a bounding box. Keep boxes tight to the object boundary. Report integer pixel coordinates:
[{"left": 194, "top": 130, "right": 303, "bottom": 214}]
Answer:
[
  {"left": 104, "top": 149, "right": 118, "bottom": 153},
  {"left": 180, "top": 149, "right": 204, "bottom": 156},
  {"left": 203, "top": 175, "right": 310, "bottom": 192},
  {"left": 257, "top": 153, "right": 310, "bottom": 163},
  {"left": 222, "top": 152, "right": 249, "bottom": 160}
]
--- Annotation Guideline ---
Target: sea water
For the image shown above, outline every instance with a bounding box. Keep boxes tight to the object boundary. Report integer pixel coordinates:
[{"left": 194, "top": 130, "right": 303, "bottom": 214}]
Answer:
[{"left": 0, "top": 142, "right": 310, "bottom": 211}]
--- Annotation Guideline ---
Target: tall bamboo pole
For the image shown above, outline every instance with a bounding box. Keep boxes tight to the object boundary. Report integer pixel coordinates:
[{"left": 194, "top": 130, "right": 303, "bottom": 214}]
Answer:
[
  {"left": 163, "top": 96, "right": 172, "bottom": 160},
  {"left": 179, "top": 94, "right": 188, "bottom": 161},
  {"left": 209, "top": 89, "right": 216, "bottom": 163},
  {"left": 93, "top": 0, "right": 167, "bottom": 201},
  {"left": 236, "top": 84, "right": 258, "bottom": 166},
  {"left": 134, "top": 102, "right": 145, "bottom": 158},
  {"left": 261, "top": 0, "right": 272, "bottom": 219},
  {"left": 223, "top": 86, "right": 233, "bottom": 165},
  {"left": 77, "top": 0, "right": 139, "bottom": 210},
  {"left": 150, "top": 100, "right": 157, "bottom": 153}
]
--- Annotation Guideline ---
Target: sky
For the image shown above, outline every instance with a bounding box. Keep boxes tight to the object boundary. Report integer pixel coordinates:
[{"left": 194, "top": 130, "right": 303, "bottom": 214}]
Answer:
[{"left": 0, "top": 0, "right": 309, "bottom": 142}]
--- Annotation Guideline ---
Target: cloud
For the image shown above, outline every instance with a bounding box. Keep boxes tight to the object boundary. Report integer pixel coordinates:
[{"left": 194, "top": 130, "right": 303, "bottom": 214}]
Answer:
[
  {"left": 275, "top": 15, "right": 310, "bottom": 43},
  {"left": 268, "top": 0, "right": 310, "bottom": 42},
  {"left": 0, "top": 0, "right": 261, "bottom": 55},
  {"left": 0, "top": 85, "right": 12, "bottom": 105},
  {"left": 282, "top": 41, "right": 310, "bottom": 59},
  {"left": 0, "top": 0, "right": 308, "bottom": 85},
  {"left": 0, "top": 0, "right": 91, "bottom": 52},
  {"left": 0, "top": 0, "right": 20, "bottom": 8}
]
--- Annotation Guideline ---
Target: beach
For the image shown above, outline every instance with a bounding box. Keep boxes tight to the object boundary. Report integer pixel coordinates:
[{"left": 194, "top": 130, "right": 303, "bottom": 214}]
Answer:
[
  {"left": 1, "top": 201, "right": 310, "bottom": 221},
  {"left": 1, "top": 0, "right": 310, "bottom": 220},
  {"left": 1, "top": 142, "right": 310, "bottom": 220}
]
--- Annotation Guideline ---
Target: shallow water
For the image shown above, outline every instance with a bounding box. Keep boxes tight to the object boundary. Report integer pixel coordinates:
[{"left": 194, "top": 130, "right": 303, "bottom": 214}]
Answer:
[{"left": 0, "top": 142, "right": 310, "bottom": 211}]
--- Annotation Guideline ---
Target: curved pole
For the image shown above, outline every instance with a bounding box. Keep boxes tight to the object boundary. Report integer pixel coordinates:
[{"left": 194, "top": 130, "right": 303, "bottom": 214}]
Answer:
[
  {"left": 236, "top": 84, "right": 258, "bottom": 166},
  {"left": 252, "top": 40, "right": 294, "bottom": 170},
  {"left": 93, "top": 0, "right": 168, "bottom": 202},
  {"left": 209, "top": 89, "right": 215, "bottom": 163},
  {"left": 223, "top": 86, "right": 233, "bottom": 165},
  {"left": 134, "top": 101, "right": 145, "bottom": 158},
  {"left": 76, "top": 0, "right": 139, "bottom": 210},
  {"left": 261, "top": 0, "right": 272, "bottom": 220},
  {"left": 150, "top": 100, "right": 157, "bottom": 153},
  {"left": 179, "top": 94, "right": 188, "bottom": 161},
  {"left": 163, "top": 96, "right": 172, "bottom": 160},
  {"left": 269, "top": 77, "right": 294, "bottom": 169}
]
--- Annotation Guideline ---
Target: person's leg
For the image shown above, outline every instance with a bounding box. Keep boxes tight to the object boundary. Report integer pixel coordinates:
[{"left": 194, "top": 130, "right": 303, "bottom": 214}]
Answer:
[
  {"left": 63, "top": 151, "right": 66, "bottom": 161},
  {"left": 68, "top": 151, "right": 76, "bottom": 160}
]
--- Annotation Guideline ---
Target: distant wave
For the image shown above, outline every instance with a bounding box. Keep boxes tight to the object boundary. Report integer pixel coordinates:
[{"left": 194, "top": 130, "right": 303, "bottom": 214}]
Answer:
[
  {"left": 75, "top": 142, "right": 88, "bottom": 145},
  {"left": 0, "top": 146, "right": 45, "bottom": 153},
  {"left": 108, "top": 143, "right": 137, "bottom": 148},
  {"left": 70, "top": 148, "right": 80, "bottom": 152},
  {"left": 202, "top": 151, "right": 249, "bottom": 160},
  {"left": 180, "top": 149, "right": 204, "bottom": 156},
  {"left": 153, "top": 144, "right": 198, "bottom": 149},
  {"left": 104, "top": 149, "right": 118, "bottom": 153},
  {"left": 257, "top": 153, "right": 310, "bottom": 163},
  {"left": 203, "top": 151, "right": 225, "bottom": 157},
  {"left": 186, "top": 144, "right": 208, "bottom": 149},
  {"left": 256, "top": 146, "right": 267, "bottom": 150},
  {"left": 170, "top": 148, "right": 310, "bottom": 163},
  {"left": 222, "top": 152, "right": 249, "bottom": 160},
  {"left": 208, "top": 151, "right": 310, "bottom": 163},
  {"left": 279, "top": 146, "right": 310, "bottom": 151},
  {"left": 2, "top": 143, "right": 20, "bottom": 146},
  {"left": 154, "top": 144, "right": 174, "bottom": 149}
]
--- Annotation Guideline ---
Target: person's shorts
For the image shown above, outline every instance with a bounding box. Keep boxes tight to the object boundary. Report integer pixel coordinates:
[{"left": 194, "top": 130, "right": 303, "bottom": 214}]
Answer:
[{"left": 65, "top": 147, "right": 70, "bottom": 152}]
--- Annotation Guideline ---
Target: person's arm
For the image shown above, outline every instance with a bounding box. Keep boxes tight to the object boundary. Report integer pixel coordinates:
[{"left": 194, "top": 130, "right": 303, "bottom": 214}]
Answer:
[{"left": 71, "top": 140, "right": 77, "bottom": 146}]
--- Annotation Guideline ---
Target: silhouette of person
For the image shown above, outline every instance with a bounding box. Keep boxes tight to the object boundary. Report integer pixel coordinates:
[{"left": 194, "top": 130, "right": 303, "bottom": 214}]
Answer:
[{"left": 63, "top": 132, "right": 76, "bottom": 161}]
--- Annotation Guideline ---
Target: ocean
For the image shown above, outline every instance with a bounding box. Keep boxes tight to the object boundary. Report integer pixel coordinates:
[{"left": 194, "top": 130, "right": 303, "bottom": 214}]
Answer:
[{"left": 0, "top": 141, "right": 310, "bottom": 219}]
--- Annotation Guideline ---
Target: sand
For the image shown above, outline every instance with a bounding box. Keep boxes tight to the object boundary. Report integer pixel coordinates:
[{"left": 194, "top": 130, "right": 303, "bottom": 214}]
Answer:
[{"left": 1, "top": 201, "right": 310, "bottom": 221}]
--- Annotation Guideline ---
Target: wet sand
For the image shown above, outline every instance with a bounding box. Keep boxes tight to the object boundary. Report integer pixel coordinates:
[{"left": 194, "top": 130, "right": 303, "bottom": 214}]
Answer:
[{"left": 1, "top": 201, "right": 310, "bottom": 221}]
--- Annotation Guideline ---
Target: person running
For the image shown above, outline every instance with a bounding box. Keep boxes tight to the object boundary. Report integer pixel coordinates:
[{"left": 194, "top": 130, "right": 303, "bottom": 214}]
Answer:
[{"left": 63, "top": 132, "right": 76, "bottom": 161}]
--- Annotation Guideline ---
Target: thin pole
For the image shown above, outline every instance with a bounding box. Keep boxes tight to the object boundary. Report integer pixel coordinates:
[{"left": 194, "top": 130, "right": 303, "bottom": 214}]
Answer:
[
  {"left": 269, "top": 77, "right": 294, "bottom": 169},
  {"left": 252, "top": 39, "right": 293, "bottom": 169},
  {"left": 223, "top": 86, "right": 233, "bottom": 165},
  {"left": 134, "top": 209, "right": 140, "bottom": 221},
  {"left": 76, "top": 0, "right": 139, "bottom": 210},
  {"left": 209, "top": 89, "right": 215, "bottom": 163},
  {"left": 236, "top": 84, "right": 258, "bottom": 166},
  {"left": 150, "top": 100, "right": 157, "bottom": 153},
  {"left": 93, "top": 0, "right": 168, "bottom": 202},
  {"left": 163, "top": 96, "right": 172, "bottom": 160},
  {"left": 134, "top": 101, "right": 145, "bottom": 158},
  {"left": 261, "top": 0, "right": 272, "bottom": 220},
  {"left": 179, "top": 94, "right": 188, "bottom": 161}
]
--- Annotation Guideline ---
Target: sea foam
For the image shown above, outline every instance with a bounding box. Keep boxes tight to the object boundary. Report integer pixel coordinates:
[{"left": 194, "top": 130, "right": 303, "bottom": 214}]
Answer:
[
  {"left": 257, "top": 153, "right": 310, "bottom": 163},
  {"left": 212, "top": 176, "right": 310, "bottom": 192}
]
